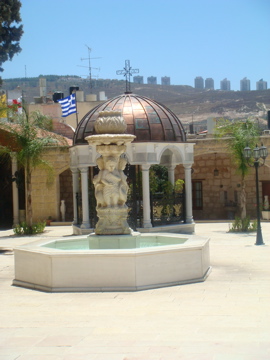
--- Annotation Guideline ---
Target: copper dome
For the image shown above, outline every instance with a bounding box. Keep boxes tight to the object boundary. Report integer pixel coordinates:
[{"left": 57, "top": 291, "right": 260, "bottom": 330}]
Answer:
[{"left": 73, "top": 93, "right": 186, "bottom": 145}]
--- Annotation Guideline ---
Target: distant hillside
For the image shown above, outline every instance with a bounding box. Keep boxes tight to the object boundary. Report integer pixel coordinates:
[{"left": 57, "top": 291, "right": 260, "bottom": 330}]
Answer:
[{"left": 2, "top": 75, "right": 270, "bottom": 130}]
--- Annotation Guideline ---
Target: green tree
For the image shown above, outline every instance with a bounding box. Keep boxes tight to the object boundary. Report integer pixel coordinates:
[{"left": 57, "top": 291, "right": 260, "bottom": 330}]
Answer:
[
  {"left": 0, "top": 0, "right": 23, "bottom": 85},
  {"left": 215, "top": 118, "right": 260, "bottom": 219},
  {"left": 0, "top": 107, "right": 67, "bottom": 229}
]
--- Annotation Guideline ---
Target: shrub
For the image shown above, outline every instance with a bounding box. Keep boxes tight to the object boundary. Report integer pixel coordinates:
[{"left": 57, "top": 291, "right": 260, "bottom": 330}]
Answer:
[
  {"left": 13, "top": 221, "right": 46, "bottom": 235},
  {"left": 229, "top": 216, "right": 257, "bottom": 232}
]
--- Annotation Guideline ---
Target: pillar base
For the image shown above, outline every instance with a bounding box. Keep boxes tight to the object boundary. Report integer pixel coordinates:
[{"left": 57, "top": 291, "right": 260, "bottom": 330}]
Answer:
[{"left": 80, "top": 222, "right": 90, "bottom": 229}]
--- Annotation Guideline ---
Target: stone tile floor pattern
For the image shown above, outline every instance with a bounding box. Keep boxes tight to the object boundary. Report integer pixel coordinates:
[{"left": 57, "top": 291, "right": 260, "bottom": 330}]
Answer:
[{"left": 0, "top": 223, "right": 270, "bottom": 360}]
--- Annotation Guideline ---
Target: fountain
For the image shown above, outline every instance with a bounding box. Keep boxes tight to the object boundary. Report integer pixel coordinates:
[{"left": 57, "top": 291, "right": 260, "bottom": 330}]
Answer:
[
  {"left": 88, "top": 111, "right": 135, "bottom": 235},
  {"left": 13, "top": 111, "right": 210, "bottom": 292}
]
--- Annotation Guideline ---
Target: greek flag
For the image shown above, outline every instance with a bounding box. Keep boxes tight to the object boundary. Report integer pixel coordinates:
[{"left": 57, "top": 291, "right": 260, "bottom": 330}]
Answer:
[{"left": 58, "top": 93, "right": 77, "bottom": 117}]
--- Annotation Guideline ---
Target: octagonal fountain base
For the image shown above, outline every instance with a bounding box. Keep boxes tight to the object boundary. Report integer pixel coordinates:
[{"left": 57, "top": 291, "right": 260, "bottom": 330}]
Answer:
[{"left": 13, "top": 232, "right": 211, "bottom": 292}]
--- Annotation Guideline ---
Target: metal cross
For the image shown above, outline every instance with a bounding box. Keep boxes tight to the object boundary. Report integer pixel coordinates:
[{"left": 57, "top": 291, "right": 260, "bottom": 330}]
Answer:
[{"left": 116, "top": 60, "right": 139, "bottom": 93}]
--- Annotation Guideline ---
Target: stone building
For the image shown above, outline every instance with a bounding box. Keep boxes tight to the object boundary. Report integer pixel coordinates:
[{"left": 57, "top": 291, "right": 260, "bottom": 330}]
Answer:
[
  {"left": 2, "top": 90, "right": 270, "bottom": 230},
  {"left": 176, "top": 134, "right": 270, "bottom": 220},
  {"left": 30, "top": 146, "right": 72, "bottom": 223},
  {"left": 27, "top": 100, "right": 103, "bottom": 131},
  {"left": 0, "top": 125, "right": 72, "bottom": 227}
]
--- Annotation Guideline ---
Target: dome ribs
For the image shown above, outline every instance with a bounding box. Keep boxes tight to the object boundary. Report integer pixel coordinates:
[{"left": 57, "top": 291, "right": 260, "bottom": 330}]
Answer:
[{"left": 73, "top": 93, "right": 186, "bottom": 145}]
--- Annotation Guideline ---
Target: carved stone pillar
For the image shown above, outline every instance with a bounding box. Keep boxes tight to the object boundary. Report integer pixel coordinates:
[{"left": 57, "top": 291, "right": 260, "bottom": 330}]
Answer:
[
  {"left": 86, "top": 111, "right": 135, "bottom": 235},
  {"left": 71, "top": 168, "right": 79, "bottom": 225},
  {"left": 184, "top": 164, "right": 194, "bottom": 224},
  {"left": 79, "top": 167, "right": 90, "bottom": 229},
  {"left": 167, "top": 165, "right": 176, "bottom": 186},
  {"left": 141, "top": 164, "right": 152, "bottom": 228},
  {"left": 11, "top": 154, "right": 19, "bottom": 225}
]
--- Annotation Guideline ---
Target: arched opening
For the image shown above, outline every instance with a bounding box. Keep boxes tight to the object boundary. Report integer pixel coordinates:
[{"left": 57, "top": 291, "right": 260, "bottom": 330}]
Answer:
[
  {"left": 149, "top": 164, "right": 185, "bottom": 227},
  {"left": 0, "top": 155, "right": 13, "bottom": 228},
  {"left": 59, "top": 169, "right": 73, "bottom": 221}
]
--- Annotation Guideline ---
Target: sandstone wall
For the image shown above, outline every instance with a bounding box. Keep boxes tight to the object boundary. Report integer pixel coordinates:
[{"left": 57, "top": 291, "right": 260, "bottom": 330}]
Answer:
[
  {"left": 31, "top": 148, "right": 71, "bottom": 222},
  {"left": 176, "top": 135, "right": 270, "bottom": 220}
]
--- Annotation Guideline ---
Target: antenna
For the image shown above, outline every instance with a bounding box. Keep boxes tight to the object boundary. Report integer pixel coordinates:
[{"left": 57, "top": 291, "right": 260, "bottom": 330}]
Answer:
[
  {"left": 116, "top": 60, "right": 139, "bottom": 93},
  {"left": 78, "top": 45, "right": 101, "bottom": 92}
]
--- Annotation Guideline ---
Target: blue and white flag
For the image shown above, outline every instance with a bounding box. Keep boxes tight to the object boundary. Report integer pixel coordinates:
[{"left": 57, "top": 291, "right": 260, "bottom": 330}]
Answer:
[{"left": 57, "top": 93, "right": 77, "bottom": 117}]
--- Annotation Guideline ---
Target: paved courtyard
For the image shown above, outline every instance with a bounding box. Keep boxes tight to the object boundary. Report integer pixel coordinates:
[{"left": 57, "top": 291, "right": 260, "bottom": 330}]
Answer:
[{"left": 0, "top": 222, "right": 269, "bottom": 360}]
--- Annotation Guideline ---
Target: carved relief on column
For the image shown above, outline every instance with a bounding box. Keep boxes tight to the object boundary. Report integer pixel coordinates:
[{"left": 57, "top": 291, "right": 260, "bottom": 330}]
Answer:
[
  {"left": 93, "top": 154, "right": 130, "bottom": 235},
  {"left": 86, "top": 111, "right": 136, "bottom": 235}
]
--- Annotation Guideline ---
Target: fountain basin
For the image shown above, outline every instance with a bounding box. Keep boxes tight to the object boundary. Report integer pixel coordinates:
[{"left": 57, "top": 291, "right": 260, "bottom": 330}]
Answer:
[{"left": 13, "top": 233, "right": 211, "bottom": 292}]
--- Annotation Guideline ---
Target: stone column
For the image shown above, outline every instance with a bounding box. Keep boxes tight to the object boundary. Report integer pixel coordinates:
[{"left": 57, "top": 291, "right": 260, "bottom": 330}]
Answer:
[
  {"left": 141, "top": 164, "right": 152, "bottom": 228},
  {"left": 184, "top": 164, "right": 194, "bottom": 224},
  {"left": 167, "top": 165, "right": 176, "bottom": 186},
  {"left": 11, "top": 154, "right": 19, "bottom": 225},
  {"left": 71, "top": 168, "right": 80, "bottom": 225},
  {"left": 79, "top": 167, "right": 90, "bottom": 229}
]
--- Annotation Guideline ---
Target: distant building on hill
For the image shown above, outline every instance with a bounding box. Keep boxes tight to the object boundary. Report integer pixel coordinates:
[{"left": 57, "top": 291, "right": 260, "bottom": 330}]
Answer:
[
  {"left": 133, "top": 76, "right": 144, "bottom": 84},
  {"left": 194, "top": 76, "right": 204, "bottom": 89},
  {"left": 240, "top": 77, "right": 250, "bottom": 91},
  {"left": 161, "top": 76, "right": 171, "bottom": 85},
  {"left": 147, "top": 76, "right": 157, "bottom": 85},
  {"left": 205, "top": 78, "right": 214, "bottom": 90},
  {"left": 220, "top": 78, "right": 231, "bottom": 91},
  {"left": 256, "top": 78, "right": 267, "bottom": 90}
]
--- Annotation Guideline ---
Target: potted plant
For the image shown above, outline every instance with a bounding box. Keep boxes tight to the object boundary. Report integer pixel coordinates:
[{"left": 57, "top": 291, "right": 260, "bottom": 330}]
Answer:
[{"left": 46, "top": 216, "right": 53, "bottom": 226}]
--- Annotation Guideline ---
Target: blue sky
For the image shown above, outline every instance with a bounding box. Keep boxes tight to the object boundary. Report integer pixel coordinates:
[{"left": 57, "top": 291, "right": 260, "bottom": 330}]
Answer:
[{"left": 2, "top": 0, "right": 270, "bottom": 90}]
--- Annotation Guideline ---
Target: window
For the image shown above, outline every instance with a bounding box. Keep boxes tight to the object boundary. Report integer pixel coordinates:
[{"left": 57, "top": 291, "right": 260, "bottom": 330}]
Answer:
[{"left": 192, "top": 180, "right": 203, "bottom": 210}]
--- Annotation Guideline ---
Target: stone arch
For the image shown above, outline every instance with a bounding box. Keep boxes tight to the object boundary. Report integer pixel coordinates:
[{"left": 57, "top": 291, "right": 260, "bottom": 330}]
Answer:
[
  {"left": 0, "top": 154, "right": 13, "bottom": 228},
  {"left": 158, "top": 145, "right": 184, "bottom": 165},
  {"left": 59, "top": 168, "right": 73, "bottom": 221}
]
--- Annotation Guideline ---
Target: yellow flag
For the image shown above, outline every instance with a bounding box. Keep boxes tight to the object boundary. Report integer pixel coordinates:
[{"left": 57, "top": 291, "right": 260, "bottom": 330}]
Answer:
[{"left": 0, "top": 93, "right": 7, "bottom": 118}]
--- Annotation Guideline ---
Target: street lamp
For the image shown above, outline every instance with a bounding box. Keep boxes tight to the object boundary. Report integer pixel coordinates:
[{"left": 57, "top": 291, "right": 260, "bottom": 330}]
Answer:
[{"left": 243, "top": 143, "right": 268, "bottom": 245}]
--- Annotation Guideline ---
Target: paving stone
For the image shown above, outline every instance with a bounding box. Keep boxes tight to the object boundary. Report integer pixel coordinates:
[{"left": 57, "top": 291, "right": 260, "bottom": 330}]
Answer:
[{"left": 0, "top": 223, "right": 270, "bottom": 359}]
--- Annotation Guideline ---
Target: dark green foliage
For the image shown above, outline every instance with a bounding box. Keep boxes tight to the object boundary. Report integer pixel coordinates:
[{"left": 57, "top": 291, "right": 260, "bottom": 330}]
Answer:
[
  {"left": 13, "top": 220, "right": 46, "bottom": 235},
  {"left": 149, "top": 165, "right": 184, "bottom": 195},
  {"left": 149, "top": 165, "right": 168, "bottom": 193},
  {"left": 0, "top": 0, "right": 23, "bottom": 84}
]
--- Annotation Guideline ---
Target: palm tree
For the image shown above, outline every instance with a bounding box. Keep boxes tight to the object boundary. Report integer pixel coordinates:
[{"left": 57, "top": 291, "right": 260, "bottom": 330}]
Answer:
[
  {"left": 215, "top": 118, "right": 260, "bottom": 219},
  {"left": 0, "top": 106, "right": 67, "bottom": 229}
]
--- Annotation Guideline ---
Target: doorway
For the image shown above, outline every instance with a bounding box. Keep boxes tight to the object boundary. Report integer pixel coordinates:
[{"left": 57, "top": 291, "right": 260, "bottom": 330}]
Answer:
[{"left": 0, "top": 155, "right": 13, "bottom": 228}]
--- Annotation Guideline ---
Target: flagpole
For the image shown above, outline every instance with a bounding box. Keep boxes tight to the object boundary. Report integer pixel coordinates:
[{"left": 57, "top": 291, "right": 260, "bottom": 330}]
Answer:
[{"left": 74, "top": 91, "right": 78, "bottom": 127}]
